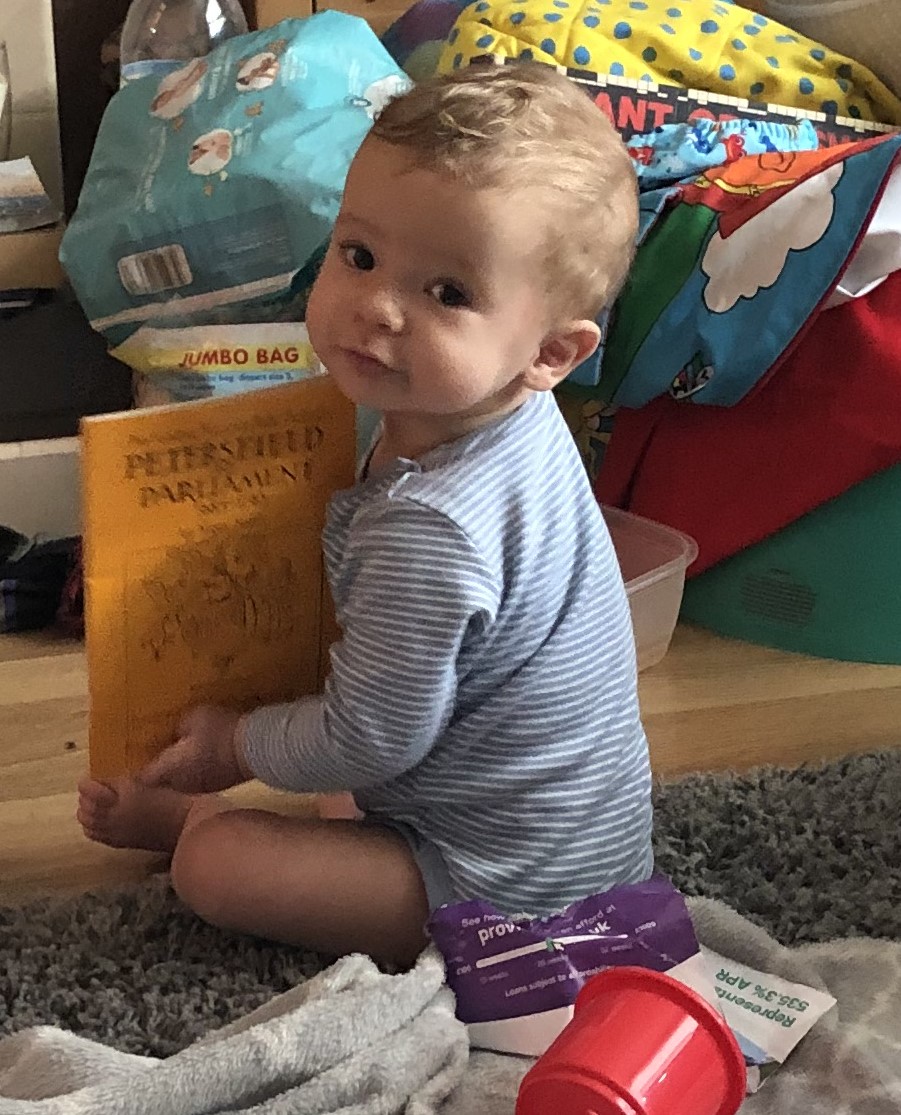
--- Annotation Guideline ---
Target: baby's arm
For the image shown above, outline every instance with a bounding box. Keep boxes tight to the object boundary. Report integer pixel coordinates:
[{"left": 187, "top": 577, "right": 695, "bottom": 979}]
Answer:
[{"left": 240, "top": 501, "right": 498, "bottom": 794}]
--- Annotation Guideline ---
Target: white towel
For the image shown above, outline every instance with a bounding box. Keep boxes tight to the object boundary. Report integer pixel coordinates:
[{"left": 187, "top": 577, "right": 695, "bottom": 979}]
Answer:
[{"left": 0, "top": 951, "right": 469, "bottom": 1114}]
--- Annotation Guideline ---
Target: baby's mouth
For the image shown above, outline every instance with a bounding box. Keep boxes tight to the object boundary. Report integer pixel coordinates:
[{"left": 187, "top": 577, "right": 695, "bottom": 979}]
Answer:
[{"left": 342, "top": 348, "right": 400, "bottom": 376}]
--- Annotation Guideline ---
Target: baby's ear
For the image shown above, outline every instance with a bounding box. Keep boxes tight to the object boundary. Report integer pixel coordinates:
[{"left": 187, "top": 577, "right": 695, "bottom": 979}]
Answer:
[{"left": 525, "top": 321, "right": 601, "bottom": 392}]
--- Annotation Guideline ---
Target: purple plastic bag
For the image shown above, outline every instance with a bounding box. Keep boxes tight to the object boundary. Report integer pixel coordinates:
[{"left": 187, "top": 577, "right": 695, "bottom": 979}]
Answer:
[{"left": 428, "top": 875, "right": 714, "bottom": 1056}]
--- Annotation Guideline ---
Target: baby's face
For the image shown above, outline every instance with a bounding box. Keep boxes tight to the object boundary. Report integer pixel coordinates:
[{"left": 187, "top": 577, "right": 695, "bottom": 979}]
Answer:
[{"left": 306, "top": 137, "right": 555, "bottom": 433}]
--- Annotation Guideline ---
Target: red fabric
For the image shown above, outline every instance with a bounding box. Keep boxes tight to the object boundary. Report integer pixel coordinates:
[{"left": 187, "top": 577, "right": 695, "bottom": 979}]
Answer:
[{"left": 595, "top": 268, "right": 901, "bottom": 576}]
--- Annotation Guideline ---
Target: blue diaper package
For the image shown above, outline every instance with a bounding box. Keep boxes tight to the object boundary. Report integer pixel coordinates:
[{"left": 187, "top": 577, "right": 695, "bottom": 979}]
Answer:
[{"left": 61, "top": 14, "right": 410, "bottom": 347}]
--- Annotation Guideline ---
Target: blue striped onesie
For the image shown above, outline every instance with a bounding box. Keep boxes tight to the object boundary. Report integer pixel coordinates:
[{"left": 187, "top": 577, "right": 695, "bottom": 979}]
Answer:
[{"left": 242, "top": 390, "right": 653, "bottom": 915}]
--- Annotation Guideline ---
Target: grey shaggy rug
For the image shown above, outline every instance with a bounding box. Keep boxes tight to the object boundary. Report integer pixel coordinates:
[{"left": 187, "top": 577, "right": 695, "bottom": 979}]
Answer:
[{"left": 1, "top": 749, "right": 899, "bottom": 1058}]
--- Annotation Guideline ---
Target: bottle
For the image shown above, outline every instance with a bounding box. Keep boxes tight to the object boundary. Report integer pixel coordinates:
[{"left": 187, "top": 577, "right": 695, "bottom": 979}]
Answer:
[
  {"left": 119, "top": 0, "right": 249, "bottom": 86},
  {"left": 0, "top": 41, "right": 11, "bottom": 160}
]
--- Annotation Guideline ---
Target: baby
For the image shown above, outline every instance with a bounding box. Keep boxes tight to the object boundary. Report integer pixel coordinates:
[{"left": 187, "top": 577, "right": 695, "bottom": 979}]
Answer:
[{"left": 78, "top": 61, "right": 652, "bottom": 968}]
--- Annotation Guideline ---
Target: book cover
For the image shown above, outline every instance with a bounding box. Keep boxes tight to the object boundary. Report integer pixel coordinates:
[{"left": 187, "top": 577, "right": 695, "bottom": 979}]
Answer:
[
  {"left": 476, "top": 55, "right": 899, "bottom": 147},
  {"left": 81, "top": 375, "right": 356, "bottom": 779},
  {"left": 575, "top": 67, "right": 896, "bottom": 148},
  {"left": 572, "top": 68, "right": 899, "bottom": 147}
]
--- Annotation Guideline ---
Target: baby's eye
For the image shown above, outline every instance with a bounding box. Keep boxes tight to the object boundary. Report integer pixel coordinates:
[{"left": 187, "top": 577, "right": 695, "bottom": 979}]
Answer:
[
  {"left": 429, "top": 282, "right": 471, "bottom": 309},
  {"left": 341, "top": 243, "right": 375, "bottom": 271}
]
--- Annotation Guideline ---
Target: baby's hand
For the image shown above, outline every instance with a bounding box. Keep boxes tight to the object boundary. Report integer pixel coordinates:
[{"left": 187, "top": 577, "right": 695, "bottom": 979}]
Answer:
[{"left": 137, "top": 705, "right": 247, "bottom": 794}]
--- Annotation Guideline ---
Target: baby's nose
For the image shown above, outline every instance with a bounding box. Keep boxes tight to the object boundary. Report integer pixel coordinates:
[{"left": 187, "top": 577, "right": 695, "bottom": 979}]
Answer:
[{"left": 360, "top": 286, "right": 405, "bottom": 333}]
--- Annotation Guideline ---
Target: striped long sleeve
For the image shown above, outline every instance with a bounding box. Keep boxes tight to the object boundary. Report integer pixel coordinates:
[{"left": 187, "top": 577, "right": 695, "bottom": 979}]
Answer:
[
  {"left": 243, "top": 503, "right": 498, "bottom": 791},
  {"left": 242, "top": 391, "right": 654, "bottom": 915}
]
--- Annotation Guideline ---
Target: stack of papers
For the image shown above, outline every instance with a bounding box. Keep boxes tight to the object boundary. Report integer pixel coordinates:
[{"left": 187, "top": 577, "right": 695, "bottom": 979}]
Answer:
[
  {"left": 0, "top": 67, "right": 10, "bottom": 162},
  {"left": 0, "top": 157, "right": 60, "bottom": 235},
  {"left": 0, "top": 158, "right": 62, "bottom": 311}
]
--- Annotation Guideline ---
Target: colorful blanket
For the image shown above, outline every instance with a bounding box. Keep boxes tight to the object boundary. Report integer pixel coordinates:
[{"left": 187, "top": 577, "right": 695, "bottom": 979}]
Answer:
[
  {"left": 596, "top": 266, "right": 901, "bottom": 573},
  {"left": 600, "top": 131, "right": 901, "bottom": 407}
]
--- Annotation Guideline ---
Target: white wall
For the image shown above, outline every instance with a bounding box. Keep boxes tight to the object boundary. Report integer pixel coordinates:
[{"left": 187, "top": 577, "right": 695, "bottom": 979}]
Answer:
[
  {"left": 0, "top": 3, "right": 71, "bottom": 537},
  {"left": 0, "top": 438, "right": 80, "bottom": 537},
  {"left": 0, "top": 0, "right": 64, "bottom": 208}
]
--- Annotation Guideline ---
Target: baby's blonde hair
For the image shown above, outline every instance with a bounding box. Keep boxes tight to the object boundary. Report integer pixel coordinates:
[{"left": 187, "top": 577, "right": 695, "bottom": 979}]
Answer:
[{"left": 370, "top": 61, "right": 638, "bottom": 320}]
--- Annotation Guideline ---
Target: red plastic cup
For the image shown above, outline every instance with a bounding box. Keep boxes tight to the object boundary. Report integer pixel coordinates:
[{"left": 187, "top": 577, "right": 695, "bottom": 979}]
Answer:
[{"left": 515, "top": 966, "right": 747, "bottom": 1115}]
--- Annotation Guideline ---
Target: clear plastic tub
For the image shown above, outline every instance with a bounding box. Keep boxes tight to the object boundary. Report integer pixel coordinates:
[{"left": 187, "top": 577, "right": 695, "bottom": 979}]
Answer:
[{"left": 602, "top": 506, "right": 699, "bottom": 672}]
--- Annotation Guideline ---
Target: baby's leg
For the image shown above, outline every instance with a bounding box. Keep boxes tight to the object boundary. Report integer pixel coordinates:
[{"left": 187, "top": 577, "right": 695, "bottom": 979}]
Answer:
[
  {"left": 316, "top": 791, "right": 363, "bottom": 820},
  {"left": 170, "top": 810, "right": 430, "bottom": 967}
]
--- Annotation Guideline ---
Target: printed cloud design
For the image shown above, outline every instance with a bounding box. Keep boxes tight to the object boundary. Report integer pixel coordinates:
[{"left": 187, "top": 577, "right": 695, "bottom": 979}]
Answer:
[{"left": 702, "top": 162, "right": 845, "bottom": 313}]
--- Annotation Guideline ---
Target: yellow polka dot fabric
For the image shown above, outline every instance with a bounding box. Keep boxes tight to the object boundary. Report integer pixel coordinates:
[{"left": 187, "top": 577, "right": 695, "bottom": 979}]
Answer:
[{"left": 437, "top": 0, "right": 901, "bottom": 125}]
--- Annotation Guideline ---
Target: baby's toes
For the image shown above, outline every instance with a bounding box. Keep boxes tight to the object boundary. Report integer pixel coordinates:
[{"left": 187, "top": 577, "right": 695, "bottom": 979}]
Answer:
[
  {"left": 75, "top": 800, "right": 97, "bottom": 829},
  {"left": 76, "top": 777, "right": 119, "bottom": 807}
]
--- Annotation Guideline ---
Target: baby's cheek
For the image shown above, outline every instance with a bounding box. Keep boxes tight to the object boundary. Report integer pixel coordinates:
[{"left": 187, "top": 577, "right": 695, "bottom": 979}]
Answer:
[
  {"left": 441, "top": 360, "right": 492, "bottom": 410},
  {"left": 425, "top": 336, "right": 468, "bottom": 385},
  {"left": 305, "top": 273, "right": 333, "bottom": 355}
]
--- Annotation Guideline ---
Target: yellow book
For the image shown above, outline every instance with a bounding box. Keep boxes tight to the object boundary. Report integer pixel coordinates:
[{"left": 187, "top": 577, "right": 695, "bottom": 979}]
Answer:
[{"left": 81, "top": 376, "right": 356, "bottom": 780}]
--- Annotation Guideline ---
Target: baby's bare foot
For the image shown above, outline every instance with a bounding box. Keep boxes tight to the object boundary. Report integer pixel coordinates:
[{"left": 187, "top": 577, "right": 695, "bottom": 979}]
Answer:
[{"left": 76, "top": 777, "right": 196, "bottom": 853}]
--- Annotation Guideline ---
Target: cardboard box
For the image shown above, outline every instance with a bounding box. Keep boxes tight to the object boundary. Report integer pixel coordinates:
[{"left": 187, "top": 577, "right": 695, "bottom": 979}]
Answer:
[
  {"left": 255, "top": 0, "right": 407, "bottom": 37},
  {"left": 254, "top": 0, "right": 313, "bottom": 27},
  {"left": 0, "top": 224, "right": 65, "bottom": 290}
]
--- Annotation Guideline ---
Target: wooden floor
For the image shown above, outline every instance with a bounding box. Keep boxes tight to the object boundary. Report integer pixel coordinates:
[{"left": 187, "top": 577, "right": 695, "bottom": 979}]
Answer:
[{"left": 3, "top": 624, "right": 901, "bottom": 906}]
